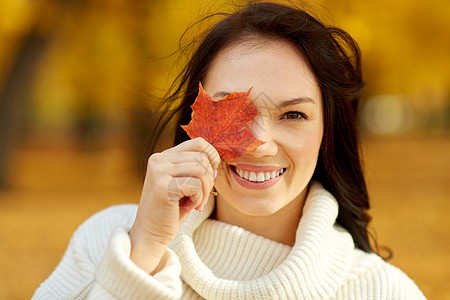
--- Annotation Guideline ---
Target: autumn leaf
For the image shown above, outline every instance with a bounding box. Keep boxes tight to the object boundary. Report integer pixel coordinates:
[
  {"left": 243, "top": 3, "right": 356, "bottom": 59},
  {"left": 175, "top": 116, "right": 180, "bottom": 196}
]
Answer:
[{"left": 181, "top": 82, "right": 265, "bottom": 164}]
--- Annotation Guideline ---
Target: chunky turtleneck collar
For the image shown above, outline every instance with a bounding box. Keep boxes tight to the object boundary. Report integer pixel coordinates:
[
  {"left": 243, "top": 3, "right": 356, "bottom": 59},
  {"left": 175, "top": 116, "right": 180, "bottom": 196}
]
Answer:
[{"left": 169, "top": 181, "right": 355, "bottom": 299}]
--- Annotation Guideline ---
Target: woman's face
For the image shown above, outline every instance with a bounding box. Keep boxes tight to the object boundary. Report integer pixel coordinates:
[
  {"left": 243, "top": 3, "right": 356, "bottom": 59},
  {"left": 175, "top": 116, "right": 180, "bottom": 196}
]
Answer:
[{"left": 204, "top": 38, "right": 323, "bottom": 217}]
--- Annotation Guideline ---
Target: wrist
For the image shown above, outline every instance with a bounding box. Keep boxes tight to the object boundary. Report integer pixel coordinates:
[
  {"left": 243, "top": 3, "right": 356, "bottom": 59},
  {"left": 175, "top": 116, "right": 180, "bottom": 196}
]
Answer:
[{"left": 129, "top": 230, "right": 169, "bottom": 274}]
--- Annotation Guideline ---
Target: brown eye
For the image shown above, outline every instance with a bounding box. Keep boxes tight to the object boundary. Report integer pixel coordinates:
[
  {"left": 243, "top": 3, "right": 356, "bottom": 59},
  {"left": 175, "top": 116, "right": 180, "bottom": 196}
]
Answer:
[{"left": 281, "top": 111, "right": 306, "bottom": 120}]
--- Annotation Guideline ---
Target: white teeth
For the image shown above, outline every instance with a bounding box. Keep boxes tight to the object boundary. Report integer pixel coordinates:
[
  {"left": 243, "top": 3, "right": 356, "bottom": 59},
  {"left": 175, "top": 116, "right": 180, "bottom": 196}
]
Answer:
[
  {"left": 256, "top": 172, "right": 265, "bottom": 182},
  {"left": 235, "top": 167, "right": 285, "bottom": 182}
]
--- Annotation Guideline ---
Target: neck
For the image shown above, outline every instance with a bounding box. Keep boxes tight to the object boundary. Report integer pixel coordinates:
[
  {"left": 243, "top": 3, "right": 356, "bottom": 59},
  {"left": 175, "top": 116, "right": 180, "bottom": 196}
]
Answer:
[{"left": 212, "top": 190, "right": 307, "bottom": 246}]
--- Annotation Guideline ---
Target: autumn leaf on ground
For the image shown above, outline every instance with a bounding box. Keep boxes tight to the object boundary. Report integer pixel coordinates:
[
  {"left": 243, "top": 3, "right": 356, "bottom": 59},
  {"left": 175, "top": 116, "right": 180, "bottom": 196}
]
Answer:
[{"left": 181, "top": 82, "right": 265, "bottom": 164}]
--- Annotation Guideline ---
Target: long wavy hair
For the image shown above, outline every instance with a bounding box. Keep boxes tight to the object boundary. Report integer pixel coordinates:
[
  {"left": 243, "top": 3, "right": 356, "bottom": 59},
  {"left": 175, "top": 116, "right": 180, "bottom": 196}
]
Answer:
[{"left": 151, "top": 1, "right": 374, "bottom": 253}]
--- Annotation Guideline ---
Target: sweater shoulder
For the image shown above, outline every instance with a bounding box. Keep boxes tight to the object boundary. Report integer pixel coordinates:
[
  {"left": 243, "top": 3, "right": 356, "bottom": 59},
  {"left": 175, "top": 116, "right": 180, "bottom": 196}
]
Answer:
[
  {"left": 339, "top": 249, "right": 425, "bottom": 299},
  {"left": 75, "top": 204, "right": 138, "bottom": 234},
  {"left": 69, "top": 204, "right": 138, "bottom": 267}
]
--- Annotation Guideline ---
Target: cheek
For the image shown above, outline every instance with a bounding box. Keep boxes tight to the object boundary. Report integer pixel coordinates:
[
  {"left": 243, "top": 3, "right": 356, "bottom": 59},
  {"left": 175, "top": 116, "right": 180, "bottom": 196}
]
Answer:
[
  {"left": 282, "top": 127, "right": 323, "bottom": 165},
  {"left": 305, "top": 130, "right": 323, "bottom": 154},
  {"left": 214, "top": 161, "right": 229, "bottom": 187}
]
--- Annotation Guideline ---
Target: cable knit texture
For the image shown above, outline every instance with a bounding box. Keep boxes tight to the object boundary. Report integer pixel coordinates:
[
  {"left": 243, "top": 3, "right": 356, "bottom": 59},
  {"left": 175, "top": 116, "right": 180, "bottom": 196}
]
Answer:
[{"left": 32, "top": 182, "right": 426, "bottom": 299}]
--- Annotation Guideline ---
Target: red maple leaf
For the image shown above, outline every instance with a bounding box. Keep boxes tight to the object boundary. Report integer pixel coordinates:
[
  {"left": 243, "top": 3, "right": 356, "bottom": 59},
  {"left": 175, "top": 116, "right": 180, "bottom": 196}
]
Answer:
[{"left": 181, "top": 82, "right": 265, "bottom": 164}]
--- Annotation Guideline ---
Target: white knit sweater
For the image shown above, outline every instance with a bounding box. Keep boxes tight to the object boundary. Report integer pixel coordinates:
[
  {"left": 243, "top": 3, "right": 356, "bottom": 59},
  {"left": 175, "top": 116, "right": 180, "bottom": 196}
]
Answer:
[{"left": 33, "top": 182, "right": 425, "bottom": 299}]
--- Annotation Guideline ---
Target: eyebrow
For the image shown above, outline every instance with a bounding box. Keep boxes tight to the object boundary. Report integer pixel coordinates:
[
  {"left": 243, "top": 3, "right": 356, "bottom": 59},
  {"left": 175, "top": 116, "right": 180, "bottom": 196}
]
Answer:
[
  {"left": 213, "top": 91, "right": 316, "bottom": 107},
  {"left": 277, "top": 97, "right": 316, "bottom": 108}
]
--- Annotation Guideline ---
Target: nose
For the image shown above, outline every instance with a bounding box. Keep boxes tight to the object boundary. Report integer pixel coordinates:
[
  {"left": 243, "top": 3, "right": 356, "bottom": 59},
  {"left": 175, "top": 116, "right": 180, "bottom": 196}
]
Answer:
[{"left": 248, "top": 114, "right": 278, "bottom": 158}]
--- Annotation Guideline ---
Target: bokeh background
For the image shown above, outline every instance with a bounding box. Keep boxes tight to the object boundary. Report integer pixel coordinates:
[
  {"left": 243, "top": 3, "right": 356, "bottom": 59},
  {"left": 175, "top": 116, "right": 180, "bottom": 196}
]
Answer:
[{"left": 0, "top": 0, "right": 449, "bottom": 299}]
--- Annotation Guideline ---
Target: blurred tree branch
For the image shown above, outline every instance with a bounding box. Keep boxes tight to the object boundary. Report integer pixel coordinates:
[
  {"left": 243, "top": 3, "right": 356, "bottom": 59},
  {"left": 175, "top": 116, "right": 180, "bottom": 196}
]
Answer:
[{"left": 0, "top": 0, "right": 78, "bottom": 189}]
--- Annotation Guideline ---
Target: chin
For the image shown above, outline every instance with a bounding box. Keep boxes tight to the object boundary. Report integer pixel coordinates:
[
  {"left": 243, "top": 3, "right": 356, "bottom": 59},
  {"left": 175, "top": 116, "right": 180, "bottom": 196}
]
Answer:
[{"left": 228, "top": 194, "right": 286, "bottom": 217}]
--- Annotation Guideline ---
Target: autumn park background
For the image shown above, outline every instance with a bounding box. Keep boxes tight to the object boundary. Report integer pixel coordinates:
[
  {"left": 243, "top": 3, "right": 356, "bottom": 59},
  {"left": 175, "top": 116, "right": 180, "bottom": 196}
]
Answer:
[{"left": 0, "top": 0, "right": 449, "bottom": 299}]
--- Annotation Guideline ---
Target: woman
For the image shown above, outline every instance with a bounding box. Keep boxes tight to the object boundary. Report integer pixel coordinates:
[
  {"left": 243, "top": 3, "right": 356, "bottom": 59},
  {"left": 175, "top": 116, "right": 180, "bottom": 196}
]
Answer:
[{"left": 33, "top": 2, "right": 425, "bottom": 299}]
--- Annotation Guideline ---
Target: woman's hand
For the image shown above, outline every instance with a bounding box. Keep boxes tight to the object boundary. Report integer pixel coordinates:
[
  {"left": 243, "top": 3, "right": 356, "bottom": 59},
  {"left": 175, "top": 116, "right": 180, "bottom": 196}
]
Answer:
[{"left": 129, "top": 138, "right": 220, "bottom": 274}]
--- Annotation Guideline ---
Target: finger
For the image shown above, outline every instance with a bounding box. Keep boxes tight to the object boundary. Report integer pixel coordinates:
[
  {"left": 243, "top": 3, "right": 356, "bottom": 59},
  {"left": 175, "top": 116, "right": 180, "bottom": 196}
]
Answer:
[
  {"left": 167, "top": 159, "right": 214, "bottom": 181},
  {"left": 194, "top": 191, "right": 215, "bottom": 213},
  {"left": 146, "top": 152, "right": 213, "bottom": 209},
  {"left": 167, "top": 162, "right": 214, "bottom": 211},
  {"left": 167, "top": 177, "right": 203, "bottom": 212},
  {"left": 146, "top": 152, "right": 211, "bottom": 182},
  {"left": 160, "top": 151, "right": 215, "bottom": 180},
  {"left": 161, "top": 151, "right": 212, "bottom": 164},
  {"left": 164, "top": 138, "right": 221, "bottom": 174}
]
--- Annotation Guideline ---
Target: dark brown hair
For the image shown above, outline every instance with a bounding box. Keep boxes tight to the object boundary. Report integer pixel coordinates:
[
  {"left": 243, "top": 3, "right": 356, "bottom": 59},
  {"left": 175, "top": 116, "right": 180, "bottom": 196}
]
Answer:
[{"left": 152, "top": 1, "right": 373, "bottom": 252}]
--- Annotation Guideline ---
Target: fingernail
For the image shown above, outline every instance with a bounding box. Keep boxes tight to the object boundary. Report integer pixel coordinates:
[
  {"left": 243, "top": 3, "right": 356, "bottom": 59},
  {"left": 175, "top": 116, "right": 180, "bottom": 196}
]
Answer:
[{"left": 213, "top": 170, "right": 217, "bottom": 179}]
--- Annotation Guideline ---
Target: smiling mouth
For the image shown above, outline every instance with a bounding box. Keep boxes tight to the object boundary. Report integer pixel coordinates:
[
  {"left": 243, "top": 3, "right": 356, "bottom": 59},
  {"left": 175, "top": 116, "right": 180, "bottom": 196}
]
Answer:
[{"left": 230, "top": 165, "right": 286, "bottom": 183}]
